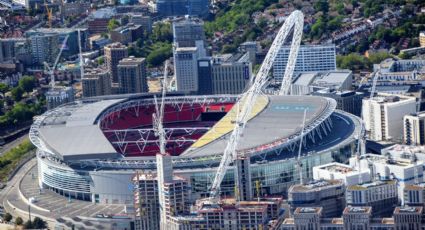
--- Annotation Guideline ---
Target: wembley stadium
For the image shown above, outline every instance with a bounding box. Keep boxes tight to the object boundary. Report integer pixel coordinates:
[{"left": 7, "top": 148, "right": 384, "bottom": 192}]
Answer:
[{"left": 29, "top": 93, "right": 361, "bottom": 204}]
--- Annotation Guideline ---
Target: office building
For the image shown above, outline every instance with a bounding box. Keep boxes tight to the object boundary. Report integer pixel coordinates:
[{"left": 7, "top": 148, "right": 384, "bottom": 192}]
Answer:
[
  {"left": 404, "top": 112, "right": 425, "bottom": 145},
  {"left": 87, "top": 8, "right": 117, "bottom": 34},
  {"left": 288, "top": 180, "right": 346, "bottom": 218},
  {"left": 312, "top": 90, "right": 364, "bottom": 116},
  {"left": 173, "top": 17, "right": 207, "bottom": 57},
  {"left": 104, "top": 43, "right": 128, "bottom": 83},
  {"left": 110, "top": 24, "right": 144, "bottom": 45},
  {"left": 156, "top": 0, "right": 209, "bottom": 18},
  {"left": 45, "top": 86, "right": 74, "bottom": 110},
  {"left": 197, "top": 56, "right": 252, "bottom": 95},
  {"left": 211, "top": 58, "right": 251, "bottom": 95},
  {"left": 82, "top": 68, "right": 112, "bottom": 97},
  {"left": 117, "top": 57, "right": 148, "bottom": 94},
  {"left": 197, "top": 57, "right": 213, "bottom": 94},
  {"left": 273, "top": 44, "right": 337, "bottom": 83},
  {"left": 420, "top": 32, "right": 425, "bottom": 47},
  {"left": 174, "top": 47, "right": 198, "bottom": 93},
  {"left": 281, "top": 206, "right": 424, "bottom": 230},
  {"left": 346, "top": 180, "right": 398, "bottom": 217},
  {"left": 130, "top": 14, "right": 152, "bottom": 33},
  {"left": 291, "top": 70, "right": 353, "bottom": 95},
  {"left": 362, "top": 93, "right": 416, "bottom": 142}
]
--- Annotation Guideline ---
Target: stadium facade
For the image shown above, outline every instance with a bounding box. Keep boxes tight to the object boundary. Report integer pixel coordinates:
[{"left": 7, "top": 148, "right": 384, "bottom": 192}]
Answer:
[{"left": 30, "top": 93, "right": 361, "bottom": 205}]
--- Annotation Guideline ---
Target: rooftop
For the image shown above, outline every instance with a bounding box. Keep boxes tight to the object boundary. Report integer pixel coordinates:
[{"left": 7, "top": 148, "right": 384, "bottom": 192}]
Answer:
[
  {"left": 394, "top": 206, "right": 422, "bottom": 214},
  {"left": 344, "top": 206, "right": 371, "bottom": 214},
  {"left": 294, "top": 207, "right": 322, "bottom": 214},
  {"left": 290, "top": 180, "right": 343, "bottom": 193}
]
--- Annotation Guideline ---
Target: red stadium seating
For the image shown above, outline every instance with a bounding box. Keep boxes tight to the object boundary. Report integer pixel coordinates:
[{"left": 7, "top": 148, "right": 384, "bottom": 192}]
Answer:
[{"left": 100, "top": 102, "right": 234, "bottom": 157}]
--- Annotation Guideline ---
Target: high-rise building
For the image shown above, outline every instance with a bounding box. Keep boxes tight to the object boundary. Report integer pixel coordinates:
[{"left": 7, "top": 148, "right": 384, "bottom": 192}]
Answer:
[
  {"left": 104, "top": 43, "right": 128, "bottom": 83},
  {"left": 173, "top": 17, "right": 207, "bottom": 57},
  {"left": 29, "top": 33, "right": 58, "bottom": 65},
  {"left": 26, "top": 28, "right": 89, "bottom": 60},
  {"left": 156, "top": 0, "right": 208, "bottom": 18},
  {"left": 346, "top": 180, "right": 398, "bottom": 217},
  {"left": 82, "top": 68, "right": 112, "bottom": 97},
  {"left": 403, "top": 112, "right": 425, "bottom": 145},
  {"left": 273, "top": 44, "right": 336, "bottom": 83},
  {"left": 12, "top": 0, "right": 43, "bottom": 9},
  {"left": 211, "top": 59, "right": 251, "bottom": 95},
  {"left": 420, "top": 32, "right": 425, "bottom": 47},
  {"left": 197, "top": 56, "right": 252, "bottom": 95},
  {"left": 362, "top": 93, "right": 416, "bottom": 142},
  {"left": 288, "top": 180, "right": 346, "bottom": 218},
  {"left": 117, "top": 57, "right": 148, "bottom": 94},
  {"left": 133, "top": 172, "right": 160, "bottom": 230},
  {"left": 45, "top": 86, "right": 74, "bottom": 110},
  {"left": 197, "top": 57, "right": 213, "bottom": 94},
  {"left": 174, "top": 47, "right": 198, "bottom": 93}
]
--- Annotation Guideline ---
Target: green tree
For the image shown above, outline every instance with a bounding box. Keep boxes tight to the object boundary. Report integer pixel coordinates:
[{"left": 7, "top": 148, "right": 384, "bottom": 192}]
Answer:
[
  {"left": 18, "top": 76, "right": 36, "bottom": 93},
  {"left": 146, "top": 42, "right": 172, "bottom": 67},
  {"left": 107, "top": 18, "right": 120, "bottom": 32},
  {"left": 0, "top": 83, "right": 9, "bottom": 96},
  {"left": 368, "top": 52, "right": 392, "bottom": 64},
  {"left": 11, "top": 87, "right": 24, "bottom": 101},
  {"left": 32, "top": 217, "right": 46, "bottom": 229},
  {"left": 97, "top": 57, "right": 105, "bottom": 66},
  {"left": 3, "top": 213, "right": 12, "bottom": 222},
  {"left": 152, "top": 22, "right": 173, "bottom": 43},
  {"left": 15, "top": 217, "right": 23, "bottom": 225},
  {"left": 314, "top": 0, "right": 329, "bottom": 13}
]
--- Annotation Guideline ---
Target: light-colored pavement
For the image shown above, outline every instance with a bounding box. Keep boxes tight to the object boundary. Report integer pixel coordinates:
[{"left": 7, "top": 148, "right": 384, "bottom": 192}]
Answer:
[{"left": 0, "top": 157, "right": 127, "bottom": 229}]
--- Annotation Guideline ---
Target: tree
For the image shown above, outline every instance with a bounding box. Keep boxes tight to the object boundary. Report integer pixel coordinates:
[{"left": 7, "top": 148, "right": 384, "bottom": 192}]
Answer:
[
  {"left": 32, "top": 217, "right": 47, "bottom": 229},
  {"left": 18, "top": 76, "right": 36, "bottom": 93},
  {"left": 0, "top": 83, "right": 9, "bottom": 96},
  {"left": 11, "top": 87, "right": 24, "bottom": 101},
  {"left": 3, "top": 213, "right": 12, "bottom": 222},
  {"left": 97, "top": 57, "right": 105, "bottom": 66},
  {"left": 107, "top": 18, "right": 120, "bottom": 32},
  {"left": 15, "top": 217, "right": 23, "bottom": 225}
]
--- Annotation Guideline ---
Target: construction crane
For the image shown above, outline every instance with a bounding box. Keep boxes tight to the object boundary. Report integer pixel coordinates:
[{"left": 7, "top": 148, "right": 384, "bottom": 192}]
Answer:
[
  {"left": 153, "top": 60, "right": 169, "bottom": 155},
  {"left": 43, "top": 34, "right": 70, "bottom": 88},
  {"left": 297, "top": 109, "right": 307, "bottom": 185},
  {"left": 208, "top": 10, "right": 304, "bottom": 201},
  {"left": 356, "top": 70, "right": 380, "bottom": 184},
  {"left": 44, "top": 0, "right": 53, "bottom": 28},
  {"left": 77, "top": 29, "right": 84, "bottom": 80}
]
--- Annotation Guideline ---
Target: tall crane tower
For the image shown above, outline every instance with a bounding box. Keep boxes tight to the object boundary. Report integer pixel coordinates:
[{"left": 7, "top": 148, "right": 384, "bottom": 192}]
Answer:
[
  {"left": 44, "top": 0, "right": 53, "bottom": 28},
  {"left": 208, "top": 10, "right": 304, "bottom": 201}
]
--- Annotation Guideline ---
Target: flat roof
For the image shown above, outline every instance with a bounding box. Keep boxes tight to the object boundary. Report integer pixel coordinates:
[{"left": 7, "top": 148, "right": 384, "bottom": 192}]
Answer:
[
  {"left": 38, "top": 99, "right": 123, "bottom": 161},
  {"left": 182, "top": 95, "right": 334, "bottom": 157}
]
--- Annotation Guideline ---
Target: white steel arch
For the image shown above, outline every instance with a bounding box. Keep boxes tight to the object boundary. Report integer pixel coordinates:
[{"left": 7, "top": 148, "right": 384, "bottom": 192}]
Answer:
[{"left": 209, "top": 10, "right": 304, "bottom": 199}]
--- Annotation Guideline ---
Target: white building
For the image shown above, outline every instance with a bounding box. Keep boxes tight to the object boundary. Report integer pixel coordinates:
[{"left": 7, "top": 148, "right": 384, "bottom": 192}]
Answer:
[
  {"left": 346, "top": 180, "right": 398, "bottom": 217},
  {"left": 362, "top": 93, "right": 416, "bottom": 142},
  {"left": 273, "top": 44, "right": 336, "bottom": 83},
  {"left": 174, "top": 47, "right": 199, "bottom": 93},
  {"left": 313, "top": 162, "right": 371, "bottom": 186},
  {"left": 291, "top": 70, "right": 353, "bottom": 95},
  {"left": 404, "top": 112, "right": 425, "bottom": 145}
]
